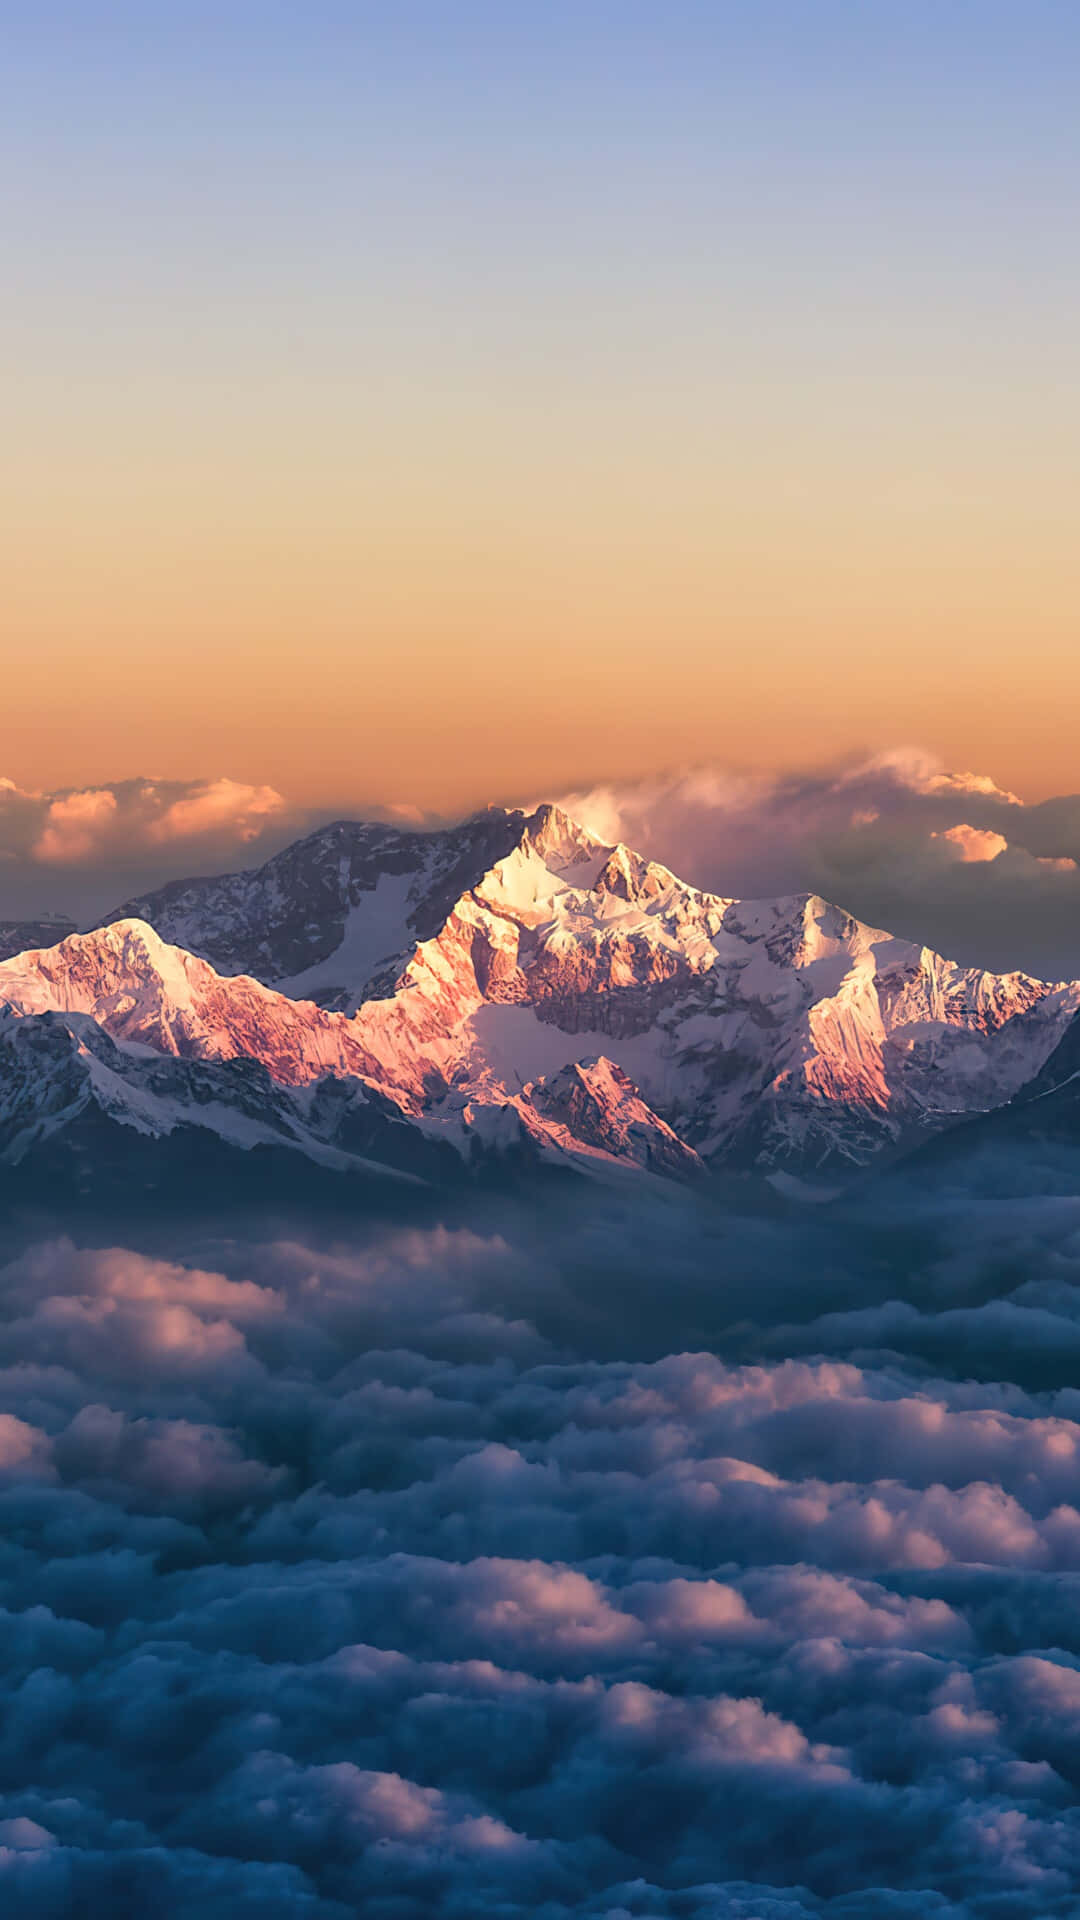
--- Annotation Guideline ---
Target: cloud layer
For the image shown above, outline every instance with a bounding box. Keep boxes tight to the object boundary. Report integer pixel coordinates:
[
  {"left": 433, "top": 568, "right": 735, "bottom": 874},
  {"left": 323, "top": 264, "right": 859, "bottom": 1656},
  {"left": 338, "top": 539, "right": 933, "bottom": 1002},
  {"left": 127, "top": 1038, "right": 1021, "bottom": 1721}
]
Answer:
[
  {"left": 558, "top": 750, "right": 1080, "bottom": 977},
  {"left": 3, "top": 1182, "right": 1080, "bottom": 1915}
]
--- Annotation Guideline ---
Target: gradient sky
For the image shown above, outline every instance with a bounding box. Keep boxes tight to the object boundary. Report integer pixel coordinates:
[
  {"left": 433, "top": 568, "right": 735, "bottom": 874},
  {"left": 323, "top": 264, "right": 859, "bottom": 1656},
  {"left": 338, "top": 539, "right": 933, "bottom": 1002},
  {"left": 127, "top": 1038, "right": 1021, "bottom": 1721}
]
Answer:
[{"left": 3, "top": 2, "right": 1078, "bottom": 809}]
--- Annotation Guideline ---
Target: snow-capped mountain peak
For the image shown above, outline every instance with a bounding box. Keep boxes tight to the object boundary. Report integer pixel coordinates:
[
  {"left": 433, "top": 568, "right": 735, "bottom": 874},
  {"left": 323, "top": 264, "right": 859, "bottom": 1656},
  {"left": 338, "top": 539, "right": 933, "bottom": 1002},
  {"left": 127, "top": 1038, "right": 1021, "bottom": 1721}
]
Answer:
[
  {"left": 2, "top": 804, "right": 1078, "bottom": 1188},
  {"left": 108, "top": 807, "right": 536, "bottom": 1009}
]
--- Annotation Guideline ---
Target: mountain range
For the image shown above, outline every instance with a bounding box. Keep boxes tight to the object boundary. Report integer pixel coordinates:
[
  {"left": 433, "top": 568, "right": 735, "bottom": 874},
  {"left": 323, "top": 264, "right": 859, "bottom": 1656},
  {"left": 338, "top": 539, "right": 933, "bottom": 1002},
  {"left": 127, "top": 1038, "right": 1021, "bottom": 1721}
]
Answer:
[{"left": 1, "top": 801, "right": 1079, "bottom": 1207}]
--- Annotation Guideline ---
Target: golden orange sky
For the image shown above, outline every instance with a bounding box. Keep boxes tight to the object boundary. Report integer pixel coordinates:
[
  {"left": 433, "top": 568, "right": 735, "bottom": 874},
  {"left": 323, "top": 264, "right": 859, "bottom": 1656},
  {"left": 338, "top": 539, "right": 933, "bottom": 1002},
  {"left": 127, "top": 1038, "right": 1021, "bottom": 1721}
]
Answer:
[
  {"left": 6, "top": 379, "right": 1075, "bottom": 809},
  {"left": 4, "top": 9, "right": 1077, "bottom": 810}
]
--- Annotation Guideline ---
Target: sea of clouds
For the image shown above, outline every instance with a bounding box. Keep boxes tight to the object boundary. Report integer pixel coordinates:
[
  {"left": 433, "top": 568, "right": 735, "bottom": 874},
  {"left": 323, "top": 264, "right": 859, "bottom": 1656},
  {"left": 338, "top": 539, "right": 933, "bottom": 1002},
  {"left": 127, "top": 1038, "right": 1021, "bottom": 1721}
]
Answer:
[{"left": 5, "top": 1176, "right": 1080, "bottom": 1915}]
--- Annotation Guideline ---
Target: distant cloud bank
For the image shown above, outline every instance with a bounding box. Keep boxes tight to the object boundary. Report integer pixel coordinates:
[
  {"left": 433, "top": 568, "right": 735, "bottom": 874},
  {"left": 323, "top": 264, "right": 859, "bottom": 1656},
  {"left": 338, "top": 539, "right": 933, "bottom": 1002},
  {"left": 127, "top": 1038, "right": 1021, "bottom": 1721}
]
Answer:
[
  {"left": 8, "top": 776, "right": 288, "bottom": 865},
  {"left": 0, "top": 776, "right": 298, "bottom": 920}
]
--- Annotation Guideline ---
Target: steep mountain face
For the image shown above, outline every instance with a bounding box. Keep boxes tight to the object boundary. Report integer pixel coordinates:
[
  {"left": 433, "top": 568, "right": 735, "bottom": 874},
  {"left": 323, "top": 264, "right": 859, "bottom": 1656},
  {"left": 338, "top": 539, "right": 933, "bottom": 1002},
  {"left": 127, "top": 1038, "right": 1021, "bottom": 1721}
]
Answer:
[
  {"left": 868, "top": 1001, "right": 1080, "bottom": 1202},
  {"left": 523, "top": 1058, "right": 704, "bottom": 1179},
  {"left": 0, "top": 1003, "right": 406, "bottom": 1175},
  {"left": 933, "top": 1005, "right": 1080, "bottom": 1173},
  {"left": 0, "top": 1006, "right": 465, "bottom": 1215},
  {"left": 0, "top": 921, "right": 691, "bottom": 1192},
  {"left": 2, "top": 803, "right": 1077, "bottom": 1187},
  {"left": 109, "top": 811, "right": 529, "bottom": 1009},
  {"left": 342, "top": 806, "right": 1080, "bottom": 1170},
  {"left": 0, "top": 919, "right": 384, "bottom": 1085}
]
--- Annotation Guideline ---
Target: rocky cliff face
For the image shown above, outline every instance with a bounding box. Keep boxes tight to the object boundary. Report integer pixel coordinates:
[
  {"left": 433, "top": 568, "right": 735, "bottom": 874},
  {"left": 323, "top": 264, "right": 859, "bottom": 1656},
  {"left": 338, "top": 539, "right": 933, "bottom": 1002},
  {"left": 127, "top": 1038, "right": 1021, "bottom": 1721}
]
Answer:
[{"left": 109, "top": 811, "right": 530, "bottom": 1008}]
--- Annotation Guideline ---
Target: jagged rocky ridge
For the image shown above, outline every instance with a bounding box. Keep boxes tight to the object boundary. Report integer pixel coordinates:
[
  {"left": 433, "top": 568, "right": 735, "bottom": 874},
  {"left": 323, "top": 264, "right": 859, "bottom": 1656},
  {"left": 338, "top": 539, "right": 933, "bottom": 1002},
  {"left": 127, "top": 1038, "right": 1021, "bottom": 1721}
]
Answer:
[
  {"left": 1, "top": 804, "right": 1078, "bottom": 1192},
  {"left": 110, "top": 810, "right": 531, "bottom": 1009}
]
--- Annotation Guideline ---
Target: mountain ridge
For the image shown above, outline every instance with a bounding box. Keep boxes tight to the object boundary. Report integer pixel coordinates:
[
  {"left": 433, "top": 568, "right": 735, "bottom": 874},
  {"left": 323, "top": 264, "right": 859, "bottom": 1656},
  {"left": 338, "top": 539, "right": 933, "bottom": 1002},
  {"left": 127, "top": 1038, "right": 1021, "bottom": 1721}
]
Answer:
[
  {"left": 0, "top": 802, "right": 1077, "bottom": 1195},
  {"left": 107, "top": 807, "right": 534, "bottom": 1008}
]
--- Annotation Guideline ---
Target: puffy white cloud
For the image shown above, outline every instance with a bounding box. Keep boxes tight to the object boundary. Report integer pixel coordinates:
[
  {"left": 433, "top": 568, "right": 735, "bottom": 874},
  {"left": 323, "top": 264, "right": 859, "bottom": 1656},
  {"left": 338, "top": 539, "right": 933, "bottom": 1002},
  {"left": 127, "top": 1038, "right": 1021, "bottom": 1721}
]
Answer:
[
  {"left": 3, "top": 775, "right": 288, "bottom": 871},
  {"left": 33, "top": 790, "right": 119, "bottom": 864},
  {"left": 145, "top": 778, "right": 285, "bottom": 846},
  {"left": 0, "top": 775, "right": 297, "bottom": 923},
  {"left": 858, "top": 749, "right": 1022, "bottom": 806},
  {"left": 935, "top": 823, "right": 1009, "bottom": 863}
]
